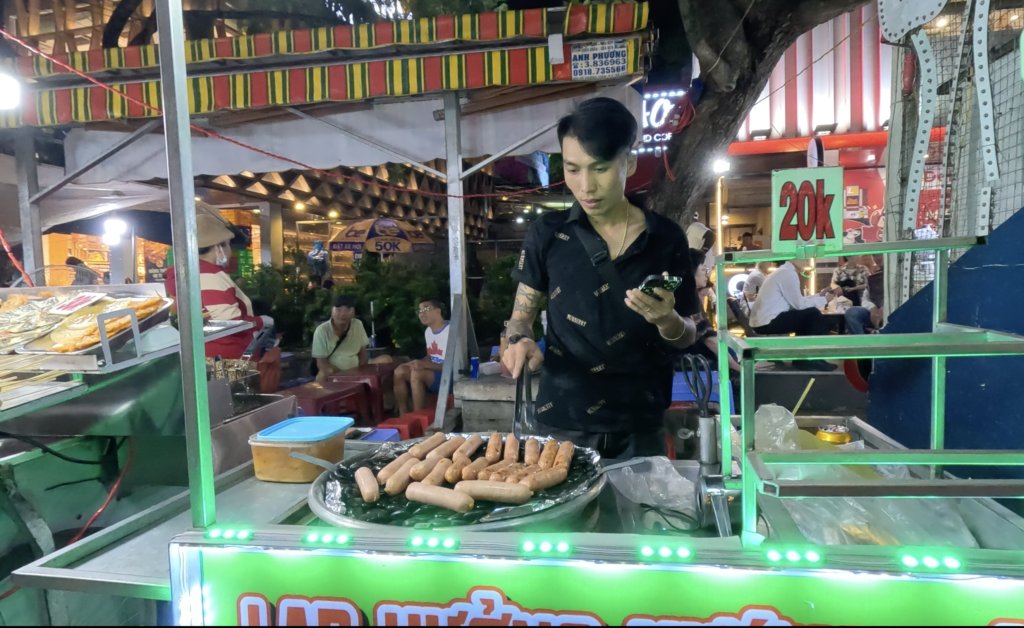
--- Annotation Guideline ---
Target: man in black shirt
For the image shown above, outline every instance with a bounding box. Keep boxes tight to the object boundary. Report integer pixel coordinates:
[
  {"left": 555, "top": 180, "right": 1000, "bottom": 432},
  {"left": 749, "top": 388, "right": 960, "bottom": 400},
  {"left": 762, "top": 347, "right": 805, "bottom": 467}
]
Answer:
[{"left": 502, "top": 98, "right": 701, "bottom": 458}]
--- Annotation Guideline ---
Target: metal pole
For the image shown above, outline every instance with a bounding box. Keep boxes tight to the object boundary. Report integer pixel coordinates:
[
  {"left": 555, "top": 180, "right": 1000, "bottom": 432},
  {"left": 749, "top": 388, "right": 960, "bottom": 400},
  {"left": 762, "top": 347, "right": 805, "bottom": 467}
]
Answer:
[
  {"left": 739, "top": 358, "right": 759, "bottom": 545},
  {"left": 15, "top": 128, "right": 43, "bottom": 279},
  {"left": 930, "top": 248, "right": 949, "bottom": 478},
  {"left": 714, "top": 261, "right": 732, "bottom": 476},
  {"left": 155, "top": 0, "right": 216, "bottom": 527},
  {"left": 444, "top": 92, "right": 468, "bottom": 374}
]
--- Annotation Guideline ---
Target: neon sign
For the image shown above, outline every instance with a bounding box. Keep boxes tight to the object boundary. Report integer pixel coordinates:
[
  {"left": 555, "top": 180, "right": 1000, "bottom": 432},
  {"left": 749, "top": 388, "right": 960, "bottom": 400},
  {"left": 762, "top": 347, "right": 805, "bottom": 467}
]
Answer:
[{"left": 637, "top": 90, "right": 685, "bottom": 154}]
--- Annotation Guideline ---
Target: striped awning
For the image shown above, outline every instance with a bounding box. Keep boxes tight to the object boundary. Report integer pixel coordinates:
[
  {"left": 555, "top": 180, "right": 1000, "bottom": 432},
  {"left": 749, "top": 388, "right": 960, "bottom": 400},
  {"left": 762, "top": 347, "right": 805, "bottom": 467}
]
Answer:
[
  {"left": 11, "top": 3, "right": 648, "bottom": 80},
  {"left": 1, "top": 37, "right": 644, "bottom": 128}
]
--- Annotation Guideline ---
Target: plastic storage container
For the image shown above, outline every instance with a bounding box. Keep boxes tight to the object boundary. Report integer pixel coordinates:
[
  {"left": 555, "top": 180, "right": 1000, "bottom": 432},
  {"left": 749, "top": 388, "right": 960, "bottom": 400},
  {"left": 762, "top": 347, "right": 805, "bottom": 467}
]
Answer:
[{"left": 249, "top": 416, "right": 354, "bottom": 483}]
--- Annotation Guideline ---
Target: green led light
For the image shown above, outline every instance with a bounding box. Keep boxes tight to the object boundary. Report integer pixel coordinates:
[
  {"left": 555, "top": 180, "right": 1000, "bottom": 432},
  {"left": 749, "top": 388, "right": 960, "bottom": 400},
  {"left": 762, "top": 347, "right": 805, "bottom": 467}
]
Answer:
[
  {"left": 322, "top": 534, "right": 335, "bottom": 543},
  {"left": 766, "top": 550, "right": 782, "bottom": 562},
  {"left": 785, "top": 551, "right": 800, "bottom": 563},
  {"left": 658, "top": 547, "right": 672, "bottom": 558},
  {"left": 901, "top": 555, "right": 919, "bottom": 568},
  {"left": 442, "top": 538, "right": 457, "bottom": 549},
  {"left": 522, "top": 541, "right": 535, "bottom": 552},
  {"left": 337, "top": 535, "right": 349, "bottom": 545},
  {"left": 539, "top": 542, "right": 552, "bottom": 553},
  {"left": 306, "top": 533, "right": 320, "bottom": 543},
  {"left": 556, "top": 542, "right": 570, "bottom": 553},
  {"left": 223, "top": 529, "right": 236, "bottom": 540},
  {"left": 206, "top": 529, "right": 222, "bottom": 539},
  {"left": 410, "top": 536, "right": 424, "bottom": 547},
  {"left": 943, "top": 557, "right": 961, "bottom": 569},
  {"left": 640, "top": 546, "right": 654, "bottom": 557},
  {"left": 922, "top": 556, "right": 939, "bottom": 569},
  {"left": 236, "top": 530, "right": 251, "bottom": 541},
  {"left": 427, "top": 537, "right": 440, "bottom": 548},
  {"left": 804, "top": 551, "right": 820, "bottom": 563},
  {"left": 677, "top": 548, "right": 691, "bottom": 559}
]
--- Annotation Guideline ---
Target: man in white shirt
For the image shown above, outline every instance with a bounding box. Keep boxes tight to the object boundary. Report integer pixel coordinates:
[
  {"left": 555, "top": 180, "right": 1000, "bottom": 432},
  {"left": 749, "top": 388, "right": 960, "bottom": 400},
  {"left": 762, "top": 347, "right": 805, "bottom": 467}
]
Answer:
[
  {"left": 748, "top": 260, "right": 838, "bottom": 371},
  {"left": 393, "top": 299, "right": 450, "bottom": 415},
  {"left": 742, "top": 262, "right": 772, "bottom": 302}
]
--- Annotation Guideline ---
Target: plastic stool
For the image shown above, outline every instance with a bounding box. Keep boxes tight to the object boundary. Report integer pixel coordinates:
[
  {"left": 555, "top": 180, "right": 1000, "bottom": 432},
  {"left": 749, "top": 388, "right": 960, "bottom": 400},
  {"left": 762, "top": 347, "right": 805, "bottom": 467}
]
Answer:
[
  {"left": 377, "top": 415, "right": 425, "bottom": 440},
  {"left": 664, "top": 433, "right": 676, "bottom": 460},
  {"left": 403, "top": 409, "right": 434, "bottom": 434}
]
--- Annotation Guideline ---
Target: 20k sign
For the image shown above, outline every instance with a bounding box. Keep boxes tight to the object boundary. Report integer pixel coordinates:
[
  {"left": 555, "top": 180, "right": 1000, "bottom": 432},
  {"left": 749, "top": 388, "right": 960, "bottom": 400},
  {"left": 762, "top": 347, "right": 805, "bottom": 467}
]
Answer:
[{"left": 771, "top": 167, "right": 844, "bottom": 254}]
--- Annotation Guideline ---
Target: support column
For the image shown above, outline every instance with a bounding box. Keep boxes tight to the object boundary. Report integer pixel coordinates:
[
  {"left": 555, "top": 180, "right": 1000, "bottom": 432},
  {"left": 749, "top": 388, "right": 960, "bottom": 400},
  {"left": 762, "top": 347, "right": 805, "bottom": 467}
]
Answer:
[
  {"left": 930, "top": 248, "right": 949, "bottom": 479},
  {"left": 268, "top": 202, "right": 284, "bottom": 267},
  {"left": 155, "top": 0, "right": 216, "bottom": 527},
  {"left": 107, "top": 227, "right": 136, "bottom": 284},
  {"left": 444, "top": 92, "right": 468, "bottom": 374},
  {"left": 15, "top": 128, "right": 43, "bottom": 280}
]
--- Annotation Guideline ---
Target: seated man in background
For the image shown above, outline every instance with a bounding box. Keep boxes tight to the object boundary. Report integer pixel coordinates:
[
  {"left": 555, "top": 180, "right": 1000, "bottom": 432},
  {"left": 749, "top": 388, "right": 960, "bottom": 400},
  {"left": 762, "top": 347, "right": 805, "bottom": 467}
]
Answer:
[
  {"left": 748, "top": 259, "right": 838, "bottom": 371},
  {"left": 393, "top": 299, "right": 449, "bottom": 415},
  {"left": 683, "top": 249, "right": 740, "bottom": 372},
  {"left": 312, "top": 295, "right": 369, "bottom": 383},
  {"left": 742, "top": 261, "right": 772, "bottom": 303},
  {"left": 846, "top": 265, "right": 885, "bottom": 334},
  {"left": 831, "top": 256, "right": 870, "bottom": 307}
]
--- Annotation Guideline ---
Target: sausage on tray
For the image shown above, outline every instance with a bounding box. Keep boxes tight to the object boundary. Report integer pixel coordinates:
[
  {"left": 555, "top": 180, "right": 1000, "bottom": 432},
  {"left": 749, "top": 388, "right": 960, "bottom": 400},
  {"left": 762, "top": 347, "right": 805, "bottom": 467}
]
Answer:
[
  {"left": 406, "top": 482, "right": 474, "bottom": 513},
  {"left": 506, "top": 464, "right": 541, "bottom": 484},
  {"left": 354, "top": 467, "right": 379, "bottom": 503},
  {"left": 446, "top": 455, "right": 472, "bottom": 483},
  {"left": 427, "top": 436, "right": 467, "bottom": 460},
  {"left": 538, "top": 440, "right": 558, "bottom": 469},
  {"left": 504, "top": 433, "right": 520, "bottom": 463},
  {"left": 520, "top": 467, "right": 568, "bottom": 492},
  {"left": 455, "top": 434, "right": 484, "bottom": 459},
  {"left": 489, "top": 463, "right": 524, "bottom": 483},
  {"left": 408, "top": 433, "right": 446, "bottom": 459},
  {"left": 524, "top": 438, "right": 540, "bottom": 466},
  {"left": 455, "top": 480, "right": 533, "bottom": 504},
  {"left": 410, "top": 456, "right": 442, "bottom": 481},
  {"left": 485, "top": 432, "right": 503, "bottom": 463},
  {"left": 377, "top": 453, "right": 415, "bottom": 484},
  {"left": 384, "top": 458, "right": 419, "bottom": 495},
  {"left": 422, "top": 458, "right": 453, "bottom": 486},
  {"left": 462, "top": 457, "right": 491, "bottom": 481},
  {"left": 554, "top": 441, "right": 575, "bottom": 470}
]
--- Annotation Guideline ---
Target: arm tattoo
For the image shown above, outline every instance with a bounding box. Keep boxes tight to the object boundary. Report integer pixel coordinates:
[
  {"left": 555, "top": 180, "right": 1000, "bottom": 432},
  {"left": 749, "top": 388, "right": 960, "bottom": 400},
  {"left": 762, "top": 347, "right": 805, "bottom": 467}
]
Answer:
[{"left": 512, "top": 283, "right": 544, "bottom": 318}]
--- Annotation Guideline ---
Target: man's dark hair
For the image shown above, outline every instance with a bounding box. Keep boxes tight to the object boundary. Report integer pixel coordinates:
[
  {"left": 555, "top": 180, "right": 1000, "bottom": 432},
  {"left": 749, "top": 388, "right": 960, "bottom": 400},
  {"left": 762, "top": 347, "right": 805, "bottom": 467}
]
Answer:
[
  {"left": 741, "top": 232, "right": 753, "bottom": 239},
  {"left": 66, "top": 256, "right": 85, "bottom": 266},
  {"left": 422, "top": 299, "right": 444, "bottom": 313},
  {"left": 198, "top": 246, "right": 214, "bottom": 255},
  {"left": 557, "top": 97, "right": 637, "bottom": 161},
  {"left": 322, "top": 279, "right": 335, "bottom": 291},
  {"left": 333, "top": 294, "right": 356, "bottom": 309}
]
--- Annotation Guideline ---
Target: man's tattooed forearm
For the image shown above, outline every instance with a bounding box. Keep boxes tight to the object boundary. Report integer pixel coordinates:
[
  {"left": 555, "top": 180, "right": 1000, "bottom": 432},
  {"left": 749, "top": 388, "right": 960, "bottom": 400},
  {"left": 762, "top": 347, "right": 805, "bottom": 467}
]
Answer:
[{"left": 512, "top": 284, "right": 543, "bottom": 316}]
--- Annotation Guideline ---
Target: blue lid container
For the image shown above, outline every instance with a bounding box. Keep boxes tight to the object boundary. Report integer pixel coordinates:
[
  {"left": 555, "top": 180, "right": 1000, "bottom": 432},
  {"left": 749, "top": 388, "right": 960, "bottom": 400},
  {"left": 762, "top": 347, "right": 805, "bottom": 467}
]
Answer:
[
  {"left": 362, "top": 428, "right": 401, "bottom": 442},
  {"left": 255, "top": 417, "right": 355, "bottom": 442}
]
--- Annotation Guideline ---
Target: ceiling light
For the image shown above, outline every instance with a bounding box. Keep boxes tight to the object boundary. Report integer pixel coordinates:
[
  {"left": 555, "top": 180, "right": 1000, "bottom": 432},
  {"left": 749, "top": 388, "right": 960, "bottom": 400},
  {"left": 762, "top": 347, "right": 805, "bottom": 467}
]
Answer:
[
  {"left": 0, "top": 73, "right": 21, "bottom": 111},
  {"left": 936, "top": 17, "right": 948, "bottom": 27},
  {"left": 713, "top": 159, "right": 731, "bottom": 174},
  {"left": 104, "top": 218, "right": 127, "bottom": 236},
  {"left": 751, "top": 129, "right": 771, "bottom": 141},
  {"left": 501, "top": 196, "right": 509, "bottom": 201},
  {"left": 102, "top": 233, "right": 120, "bottom": 246},
  {"left": 515, "top": 217, "right": 524, "bottom": 224},
  {"left": 252, "top": 209, "right": 261, "bottom": 215},
  {"left": 1012, "top": 14, "right": 1020, "bottom": 20},
  {"left": 814, "top": 123, "right": 838, "bottom": 136},
  {"left": 721, "top": 215, "right": 730, "bottom": 224},
  {"left": 295, "top": 202, "right": 305, "bottom": 211},
  {"left": 329, "top": 210, "right": 339, "bottom": 218},
  {"left": 194, "top": 196, "right": 201, "bottom": 202}
]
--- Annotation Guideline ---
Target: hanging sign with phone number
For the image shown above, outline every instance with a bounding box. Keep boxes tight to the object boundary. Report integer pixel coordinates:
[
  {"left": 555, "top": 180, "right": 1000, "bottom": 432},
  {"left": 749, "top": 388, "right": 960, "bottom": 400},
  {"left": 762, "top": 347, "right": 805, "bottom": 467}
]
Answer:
[
  {"left": 771, "top": 167, "right": 844, "bottom": 255},
  {"left": 570, "top": 40, "right": 629, "bottom": 80}
]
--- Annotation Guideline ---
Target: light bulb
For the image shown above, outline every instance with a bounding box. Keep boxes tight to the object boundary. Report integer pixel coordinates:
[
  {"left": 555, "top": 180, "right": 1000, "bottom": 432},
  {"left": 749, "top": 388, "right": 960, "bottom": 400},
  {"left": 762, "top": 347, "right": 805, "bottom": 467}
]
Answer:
[{"left": 0, "top": 73, "right": 20, "bottom": 111}]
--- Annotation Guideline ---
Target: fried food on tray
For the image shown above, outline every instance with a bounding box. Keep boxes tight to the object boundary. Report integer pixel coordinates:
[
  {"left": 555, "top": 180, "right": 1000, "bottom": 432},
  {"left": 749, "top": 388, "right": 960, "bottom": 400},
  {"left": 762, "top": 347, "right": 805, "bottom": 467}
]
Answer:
[
  {"left": 0, "top": 294, "right": 29, "bottom": 313},
  {"left": 51, "top": 296, "right": 165, "bottom": 353}
]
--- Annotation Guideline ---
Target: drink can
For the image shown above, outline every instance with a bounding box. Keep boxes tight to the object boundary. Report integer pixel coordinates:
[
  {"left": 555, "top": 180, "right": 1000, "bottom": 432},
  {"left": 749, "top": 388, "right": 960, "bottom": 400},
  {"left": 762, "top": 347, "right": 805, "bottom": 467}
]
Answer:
[
  {"left": 470, "top": 357, "right": 480, "bottom": 379},
  {"left": 369, "top": 334, "right": 377, "bottom": 349}
]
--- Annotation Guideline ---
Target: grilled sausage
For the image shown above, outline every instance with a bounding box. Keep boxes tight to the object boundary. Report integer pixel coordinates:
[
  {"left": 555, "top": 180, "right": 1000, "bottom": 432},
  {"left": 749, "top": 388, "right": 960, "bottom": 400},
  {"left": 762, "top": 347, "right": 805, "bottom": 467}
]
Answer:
[
  {"left": 524, "top": 438, "right": 540, "bottom": 465},
  {"left": 506, "top": 464, "right": 541, "bottom": 484},
  {"left": 504, "top": 433, "right": 520, "bottom": 463},
  {"left": 554, "top": 441, "right": 575, "bottom": 470},
  {"left": 410, "top": 456, "right": 442, "bottom": 481},
  {"left": 455, "top": 480, "right": 533, "bottom": 504},
  {"left": 538, "top": 440, "right": 558, "bottom": 469},
  {"left": 408, "top": 433, "right": 446, "bottom": 459},
  {"left": 406, "top": 482, "right": 474, "bottom": 513},
  {"left": 462, "top": 457, "right": 491, "bottom": 480},
  {"left": 355, "top": 467, "right": 379, "bottom": 503},
  {"left": 455, "top": 434, "right": 484, "bottom": 459},
  {"left": 446, "top": 455, "right": 472, "bottom": 484},
  {"left": 422, "top": 458, "right": 453, "bottom": 486},
  {"left": 520, "top": 467, "right": 568, "bottom": 491},
  {"left": 384, "top": 458, "right": 419, "bottom": 495},
  {"left": 485, "top": 432, "right": 503, "bottom": 463},
  {"left": 377, "top": 453, "right": 415, "bottom": 484}
]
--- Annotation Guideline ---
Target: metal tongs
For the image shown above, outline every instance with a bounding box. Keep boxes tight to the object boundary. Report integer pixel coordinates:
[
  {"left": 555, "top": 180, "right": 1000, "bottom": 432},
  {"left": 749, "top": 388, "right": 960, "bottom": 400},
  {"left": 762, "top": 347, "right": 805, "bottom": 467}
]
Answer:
[{"left": 512, "top": 364, "right": 538, "bottom": 439}]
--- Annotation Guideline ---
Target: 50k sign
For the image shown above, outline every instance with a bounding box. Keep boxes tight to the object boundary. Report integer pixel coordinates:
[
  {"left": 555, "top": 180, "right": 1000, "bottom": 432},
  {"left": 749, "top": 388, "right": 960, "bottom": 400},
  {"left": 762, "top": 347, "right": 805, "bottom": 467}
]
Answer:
[{"left": 771, "top": 167, "right": 843, "bottom": 255}]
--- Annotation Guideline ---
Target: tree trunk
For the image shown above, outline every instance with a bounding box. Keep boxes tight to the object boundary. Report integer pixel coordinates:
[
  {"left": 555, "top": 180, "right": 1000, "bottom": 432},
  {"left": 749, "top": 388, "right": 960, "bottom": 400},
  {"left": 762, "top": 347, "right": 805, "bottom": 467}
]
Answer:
[{"left": 648, "top": 0, "right": 872, "bottom": 226}]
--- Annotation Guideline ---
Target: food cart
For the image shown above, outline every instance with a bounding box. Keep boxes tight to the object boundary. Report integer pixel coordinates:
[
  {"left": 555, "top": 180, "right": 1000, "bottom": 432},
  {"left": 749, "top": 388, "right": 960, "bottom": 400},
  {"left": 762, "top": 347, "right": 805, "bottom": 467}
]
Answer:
[{"left": 3, "top": 2, "right": 1024, "bottom": 626}]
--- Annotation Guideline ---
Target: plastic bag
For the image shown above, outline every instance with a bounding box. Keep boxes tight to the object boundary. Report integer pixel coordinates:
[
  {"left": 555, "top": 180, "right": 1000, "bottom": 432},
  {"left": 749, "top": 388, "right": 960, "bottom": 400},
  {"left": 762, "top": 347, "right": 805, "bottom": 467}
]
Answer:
[{"left": 607, "top": 457, "right": 696, "bottom": 534}]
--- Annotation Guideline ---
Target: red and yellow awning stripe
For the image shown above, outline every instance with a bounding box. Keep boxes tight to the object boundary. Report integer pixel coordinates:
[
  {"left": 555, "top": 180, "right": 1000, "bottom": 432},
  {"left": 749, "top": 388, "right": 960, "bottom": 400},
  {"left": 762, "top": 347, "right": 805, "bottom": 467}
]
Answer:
[
  {"left": 1, "top": 38, "right": 643, "bottom": 128},
  {"left": 564, "top": 2, "right": 650, "bottom": 36}
]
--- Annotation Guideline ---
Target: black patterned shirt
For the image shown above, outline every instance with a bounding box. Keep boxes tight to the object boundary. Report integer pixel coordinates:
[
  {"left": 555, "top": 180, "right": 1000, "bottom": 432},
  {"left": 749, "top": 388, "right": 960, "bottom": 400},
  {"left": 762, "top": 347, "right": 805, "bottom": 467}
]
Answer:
[{"left": 512, "top": 201, "right": 700, "bottom": 434}]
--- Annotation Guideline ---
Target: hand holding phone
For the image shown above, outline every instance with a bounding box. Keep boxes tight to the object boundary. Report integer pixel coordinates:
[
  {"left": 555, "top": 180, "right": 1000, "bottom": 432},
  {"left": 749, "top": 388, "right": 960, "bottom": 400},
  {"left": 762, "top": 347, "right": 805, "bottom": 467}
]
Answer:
[{"left": 639, "top": 275, "right": 683, "bottom": 298}]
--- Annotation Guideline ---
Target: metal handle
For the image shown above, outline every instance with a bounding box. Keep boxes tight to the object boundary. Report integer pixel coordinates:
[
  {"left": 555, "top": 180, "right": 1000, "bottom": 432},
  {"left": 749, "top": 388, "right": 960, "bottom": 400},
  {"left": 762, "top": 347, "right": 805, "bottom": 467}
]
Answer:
[
  {"left": 513, "top": 365, "right": 537, "bottom": 439},
  {"left": 95, "top": 308, "right": 141, "bottom": 367}
]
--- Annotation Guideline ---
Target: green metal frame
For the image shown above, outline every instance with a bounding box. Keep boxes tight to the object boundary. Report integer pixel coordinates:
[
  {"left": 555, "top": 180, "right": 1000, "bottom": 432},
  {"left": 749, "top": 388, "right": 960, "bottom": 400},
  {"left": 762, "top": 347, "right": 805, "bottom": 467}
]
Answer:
[{"left": 713, "top": 235, "right": 1024, "bottom": 546}]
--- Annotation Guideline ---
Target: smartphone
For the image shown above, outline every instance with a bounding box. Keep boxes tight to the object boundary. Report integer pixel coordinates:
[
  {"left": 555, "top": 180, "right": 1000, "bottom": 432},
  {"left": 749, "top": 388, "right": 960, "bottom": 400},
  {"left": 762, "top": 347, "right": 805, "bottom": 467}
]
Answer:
[{"left": 639, "top": 275, "right": 683, "bottom": 297}]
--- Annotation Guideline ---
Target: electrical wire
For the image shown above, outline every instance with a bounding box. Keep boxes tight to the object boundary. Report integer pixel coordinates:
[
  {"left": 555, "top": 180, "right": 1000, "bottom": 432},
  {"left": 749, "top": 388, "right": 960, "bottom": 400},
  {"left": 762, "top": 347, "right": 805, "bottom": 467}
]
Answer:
[
  {"left": 0, "top": 227, "right": 33, "bottom": 288},
  {"left": 0, "top": 431, "right": 103, "bottom": 465},
  {"left": 702, "top": 0, "right": 758, "bottom": 80},
  {"left": 0, "top": 28, "right": 564, "bottom": 203},
  {"left": 66, "top": 438, "right": 135, "bottom": 545}
]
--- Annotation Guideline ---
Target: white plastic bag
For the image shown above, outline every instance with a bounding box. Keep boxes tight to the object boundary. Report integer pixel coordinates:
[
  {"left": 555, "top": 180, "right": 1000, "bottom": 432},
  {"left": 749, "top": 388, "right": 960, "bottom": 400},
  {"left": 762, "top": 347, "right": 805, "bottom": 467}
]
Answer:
[{"left": 607, "top": 457, "right": 696, "bottom": 533}]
